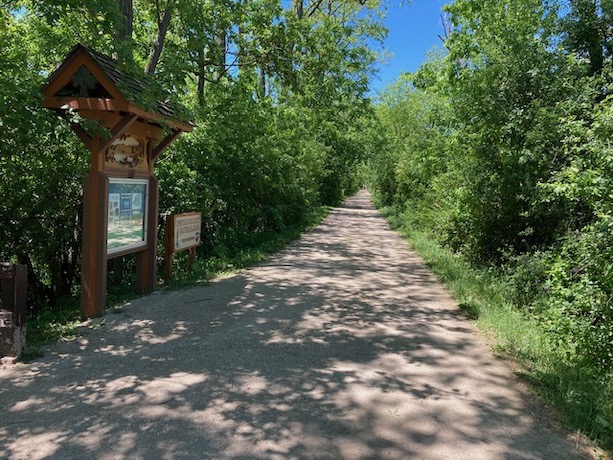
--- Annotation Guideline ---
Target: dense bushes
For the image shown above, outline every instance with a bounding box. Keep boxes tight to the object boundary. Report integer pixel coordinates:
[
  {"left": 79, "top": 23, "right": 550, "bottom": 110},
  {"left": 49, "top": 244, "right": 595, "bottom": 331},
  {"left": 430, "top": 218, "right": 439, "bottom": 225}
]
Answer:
[
  {"left": 157, "top": 83, "right": 330, "bottom": 258},
  {"left": 532, "top": 96, "right": 613, "bottom": 369},
  {"left": 1, "top": 0, "right": 380, "bottom": 313},
  {"left": 367, "top": 0, "right": 613, "bottom": 374}
]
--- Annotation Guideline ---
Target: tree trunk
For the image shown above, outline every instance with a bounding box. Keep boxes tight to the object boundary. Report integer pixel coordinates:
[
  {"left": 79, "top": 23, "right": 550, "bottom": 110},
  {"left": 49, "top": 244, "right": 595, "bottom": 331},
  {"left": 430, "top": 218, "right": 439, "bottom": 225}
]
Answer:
[
  {"left": 571, "top": 0, "right": 604, "bottom": 76},
  {"left": 117, "top": 0, "right": 133, "bottom": 42},
  {"left": 146, "top": 2, "right": 174, "bottom": 74},
  {"left": 216, "top": 31, "right": 227, "bottom": 81},
  {"left": 259, "top": 66, "right": 266, "bottom": 99},
  {"left": 293, "top": 0, "right": 304, "bottom": 20},
  {"left": 197, "top": 48, "right": 206, "bottom": 106},
  {"left": 287, "top": 0, "right": 304, "bottom": 92},
  {"left": 583, "top": 1, "right": 604, "bottom": 75}
]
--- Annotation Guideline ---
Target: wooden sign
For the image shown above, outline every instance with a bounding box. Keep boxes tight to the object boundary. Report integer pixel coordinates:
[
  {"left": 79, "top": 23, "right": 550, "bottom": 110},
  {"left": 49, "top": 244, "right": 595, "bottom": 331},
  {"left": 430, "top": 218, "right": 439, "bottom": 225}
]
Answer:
[
  {"left": 164, "top": 212, "right": 202, "bottom": 281},
  {"left": 172, "top": 212, "right": 202, "bottom": 252},
  {"left": 105, "top": 134, "right": 149, "bottom": 172}
]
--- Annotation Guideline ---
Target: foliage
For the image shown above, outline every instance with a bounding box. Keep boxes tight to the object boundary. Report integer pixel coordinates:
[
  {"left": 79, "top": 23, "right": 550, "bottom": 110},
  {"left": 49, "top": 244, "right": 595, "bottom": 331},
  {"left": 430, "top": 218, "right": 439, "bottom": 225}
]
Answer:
[
  {"left": 533, "top": 94, "right": 613, "bottom": 369},
  {"left": 0, "top": 9, "right": 89, "bottom": 311},
  {"left": 158, "top": 82, "right": 326, "bottom": 256},
  {"left": 1, "top": 0, "right": 384, "bottom": 314},
  {"left": 367, "top": 0, "right": 613, "bottom": 450},
  {"left": 382, "top": 210, "right": 613, "bottom": 451}
]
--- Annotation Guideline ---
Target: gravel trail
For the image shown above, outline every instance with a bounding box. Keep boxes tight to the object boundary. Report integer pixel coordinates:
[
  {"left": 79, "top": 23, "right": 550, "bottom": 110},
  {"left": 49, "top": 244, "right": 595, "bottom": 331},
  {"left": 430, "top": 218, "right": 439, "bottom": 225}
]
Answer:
[{"left": 0, "top": 190, "right": 594, "bottom": 459}]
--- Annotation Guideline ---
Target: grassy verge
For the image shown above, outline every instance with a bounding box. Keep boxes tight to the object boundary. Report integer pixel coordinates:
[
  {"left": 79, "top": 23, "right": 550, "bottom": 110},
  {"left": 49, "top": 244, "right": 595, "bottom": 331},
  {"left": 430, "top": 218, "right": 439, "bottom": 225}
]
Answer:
[
  {"left": 162, "top": 205, "right": 330, "bottom": 291},
  {"left": 380, "top": 206, "right": 613, "bottom": 456},
  {"left": 22, "top": 205, "right": 330, "bottom": 356}
]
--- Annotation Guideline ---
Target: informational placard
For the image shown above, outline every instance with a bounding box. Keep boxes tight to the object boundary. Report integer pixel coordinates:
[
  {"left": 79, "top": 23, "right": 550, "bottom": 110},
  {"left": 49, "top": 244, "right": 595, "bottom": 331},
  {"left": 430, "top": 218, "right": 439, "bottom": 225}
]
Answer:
[
  {"left": 172, "top": 212, "right": 202, "bottom": 252},
  {"left": 164, "top": 212, "right": 202, "bottom": 282},
  {"left": 107, "top": 178, "right": 148, "bottom": 255}
]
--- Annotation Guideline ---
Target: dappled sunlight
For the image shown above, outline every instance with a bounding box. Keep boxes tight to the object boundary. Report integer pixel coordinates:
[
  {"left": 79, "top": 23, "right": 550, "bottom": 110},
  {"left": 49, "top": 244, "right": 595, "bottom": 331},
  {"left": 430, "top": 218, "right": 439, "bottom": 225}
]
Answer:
[
  {"left": 0, "top": 191, "right": 584, "bottom": 459},
  {"left": 133, "top": 320, "right": 190, "bottom": 345},
  {"left": 8, "top": 395, "right": 59, "bottom": 414},
  {"left": 95, "top": 344, "right": 134, "bottom": 357},
  {"left": 236, "top": 373, "right": 270, "bottom": 395},
  {"left": 6, "top": 430, "right": 69, "bottom": 460}
]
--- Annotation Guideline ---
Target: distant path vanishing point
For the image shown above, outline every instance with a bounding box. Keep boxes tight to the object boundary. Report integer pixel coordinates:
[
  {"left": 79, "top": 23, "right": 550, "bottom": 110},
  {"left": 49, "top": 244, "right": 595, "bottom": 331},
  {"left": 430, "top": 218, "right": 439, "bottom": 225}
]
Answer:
[{"left": 0, "top": 190, "right": 593, "bottom": 459}]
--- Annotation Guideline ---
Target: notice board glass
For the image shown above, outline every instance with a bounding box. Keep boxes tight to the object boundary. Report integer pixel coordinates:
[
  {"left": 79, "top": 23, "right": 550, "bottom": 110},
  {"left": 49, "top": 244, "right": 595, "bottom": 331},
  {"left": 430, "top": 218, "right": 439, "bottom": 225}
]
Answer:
[{"left": 107, "top": 178, "right": 148, "bottom": 255}]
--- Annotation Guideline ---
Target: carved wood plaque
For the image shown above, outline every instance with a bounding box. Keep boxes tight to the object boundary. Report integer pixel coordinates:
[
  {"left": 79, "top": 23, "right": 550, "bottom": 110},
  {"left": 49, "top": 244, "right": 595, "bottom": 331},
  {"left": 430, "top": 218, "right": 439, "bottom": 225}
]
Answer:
[{"left": 105, "top": 134, "right": 148, "bottom": 171}]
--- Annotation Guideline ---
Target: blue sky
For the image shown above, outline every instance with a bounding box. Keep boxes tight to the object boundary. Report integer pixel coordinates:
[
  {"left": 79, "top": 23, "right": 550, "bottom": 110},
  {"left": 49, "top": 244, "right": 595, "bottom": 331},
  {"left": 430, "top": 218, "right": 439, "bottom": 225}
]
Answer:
[{"left": 370, "top": 0, "right": 448, "bottom": 94}]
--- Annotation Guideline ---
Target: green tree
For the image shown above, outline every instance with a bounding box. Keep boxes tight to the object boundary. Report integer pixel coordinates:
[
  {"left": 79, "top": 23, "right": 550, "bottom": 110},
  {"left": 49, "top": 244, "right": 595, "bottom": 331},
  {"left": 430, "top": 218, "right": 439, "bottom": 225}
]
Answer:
[
  {"left": 434, "top": 0, "right": 573, "bottom": 260},
  {"left": 1, "top": 0, "right": 387, "bottom": 312},
  {"left": 0, "top": 9, "right": 89, "bottom": 310}
]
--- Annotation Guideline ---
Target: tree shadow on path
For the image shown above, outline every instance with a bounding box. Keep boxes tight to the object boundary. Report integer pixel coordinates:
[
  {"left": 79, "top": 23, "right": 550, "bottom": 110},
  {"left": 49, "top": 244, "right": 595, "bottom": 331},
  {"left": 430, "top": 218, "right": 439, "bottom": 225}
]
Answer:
[{"left": 0, "top": 191, "right": 590, "bottom": 459}]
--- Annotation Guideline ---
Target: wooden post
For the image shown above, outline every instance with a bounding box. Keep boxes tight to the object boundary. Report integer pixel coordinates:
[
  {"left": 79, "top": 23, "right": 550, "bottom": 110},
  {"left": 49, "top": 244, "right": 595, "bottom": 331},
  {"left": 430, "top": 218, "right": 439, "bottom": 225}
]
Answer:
[
  {"left": 136, "top": 176, "right": 159, "bottom": 294},
  {"left": 1, "top": 263, "right": 28, "bottom": 360},
  {"left": 1, "top": 264, "right": 26, "bottom": 325},
  {"left": 80, "top": 169, "right": 109, "bottom": 319},
  {"left": 0, "top": 264, "right": 15, "bottom": 315},
  {"left": 12, "top": 265, "right": 27, "bottom": 328},
  {"left": 188, "top": 247, "right": 196, "bottom": 272},
  {"left": 164, "top": 215, "right": 175, "bottom": 282}
]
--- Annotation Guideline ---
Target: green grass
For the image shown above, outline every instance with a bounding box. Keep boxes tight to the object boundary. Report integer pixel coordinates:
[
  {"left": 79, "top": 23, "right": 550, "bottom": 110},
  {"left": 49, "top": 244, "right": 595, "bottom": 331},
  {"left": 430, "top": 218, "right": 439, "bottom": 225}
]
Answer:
[
  {"left": 20, "top": 299, "right": 82, "bottom": 362},
  {"left": 380, "top": 206, "right": 613, "bottom": 456},
  {"left": 161, "top": 205, "right": 330, "bottom": 290}
]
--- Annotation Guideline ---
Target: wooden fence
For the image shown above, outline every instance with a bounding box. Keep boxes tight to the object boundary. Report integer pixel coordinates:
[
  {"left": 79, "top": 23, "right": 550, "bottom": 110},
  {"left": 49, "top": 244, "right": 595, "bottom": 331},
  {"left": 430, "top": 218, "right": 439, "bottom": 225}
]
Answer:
[{"left": 0, "top": 263, "right": 27, "bottom": 362}]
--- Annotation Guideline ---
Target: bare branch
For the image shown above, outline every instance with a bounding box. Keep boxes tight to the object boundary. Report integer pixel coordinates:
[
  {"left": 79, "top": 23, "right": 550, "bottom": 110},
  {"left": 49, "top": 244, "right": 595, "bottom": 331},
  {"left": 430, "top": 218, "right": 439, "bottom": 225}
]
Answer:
[{"left": 145, "top": 1, "right": 175, "bottom": 74}]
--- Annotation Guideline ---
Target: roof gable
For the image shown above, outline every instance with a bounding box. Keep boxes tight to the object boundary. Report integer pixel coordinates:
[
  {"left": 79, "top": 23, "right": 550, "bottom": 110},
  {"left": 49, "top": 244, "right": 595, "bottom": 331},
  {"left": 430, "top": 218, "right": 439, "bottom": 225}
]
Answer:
[
  {"left": 42, "top": 44, "right": 192, "bottom": 132},
  {"left": 42, "top": 44, "right": 124, "bottom": 102},
  {"left": 55, "top": 65, "right": 114, "bottom": 98}
]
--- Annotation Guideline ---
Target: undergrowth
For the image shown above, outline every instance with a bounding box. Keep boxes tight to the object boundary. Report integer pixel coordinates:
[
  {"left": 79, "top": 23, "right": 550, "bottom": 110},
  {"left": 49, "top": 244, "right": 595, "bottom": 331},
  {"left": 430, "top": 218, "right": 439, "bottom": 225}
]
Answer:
[{"left": 380, "top": 205, "right": 613, "bottom": 455}]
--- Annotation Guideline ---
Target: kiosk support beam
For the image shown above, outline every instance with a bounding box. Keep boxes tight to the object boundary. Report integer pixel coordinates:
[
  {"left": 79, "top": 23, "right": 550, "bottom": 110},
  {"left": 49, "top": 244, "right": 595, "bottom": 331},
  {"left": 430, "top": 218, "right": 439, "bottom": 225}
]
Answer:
[
  {"left": 136, "top": 177, "right": 159, "bottom": 294},
  {"left": 80, "top": 167, "right": 109, "bottom": 319},
  {"left": 151, "top": 129, "right": 181, "bottom": 161},
  {"left": 100, "top": 114, "right": 139, "bottom": 153}
]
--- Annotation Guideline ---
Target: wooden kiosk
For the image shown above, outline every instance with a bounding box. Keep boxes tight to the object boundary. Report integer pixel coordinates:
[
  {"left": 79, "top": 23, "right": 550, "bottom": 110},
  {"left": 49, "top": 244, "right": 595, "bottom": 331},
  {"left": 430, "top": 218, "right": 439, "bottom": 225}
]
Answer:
[{"left": 42, "top": 44, "right": 192, "bottom": 319}]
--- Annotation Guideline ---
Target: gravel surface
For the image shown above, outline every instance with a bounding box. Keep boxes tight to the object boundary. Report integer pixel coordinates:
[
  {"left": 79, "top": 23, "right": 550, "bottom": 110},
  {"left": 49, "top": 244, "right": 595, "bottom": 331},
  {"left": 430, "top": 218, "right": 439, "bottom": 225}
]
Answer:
[{"left": 0, "top": 190, "right": 598, "bottom": 459}]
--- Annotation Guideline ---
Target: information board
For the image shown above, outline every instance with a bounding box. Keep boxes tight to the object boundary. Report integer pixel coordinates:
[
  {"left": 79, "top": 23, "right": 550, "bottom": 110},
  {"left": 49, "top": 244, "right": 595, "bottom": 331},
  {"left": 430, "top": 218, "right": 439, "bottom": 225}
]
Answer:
[
  {"left": 172, "top": 212, "right": 202, "bottom": 252},
  {"left": 107, "top": 178, "right": 148, "bottom": 255}
]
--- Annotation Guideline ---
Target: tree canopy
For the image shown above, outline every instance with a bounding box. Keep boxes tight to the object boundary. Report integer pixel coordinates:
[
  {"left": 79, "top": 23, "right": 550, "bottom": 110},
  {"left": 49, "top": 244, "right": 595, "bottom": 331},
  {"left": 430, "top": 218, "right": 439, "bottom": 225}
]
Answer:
[
  {"left": 368, "top": 0, "right": 613, "bottom": 378},
  {"left": 1, "top": 0, "right": 385, "bottom": 310}
]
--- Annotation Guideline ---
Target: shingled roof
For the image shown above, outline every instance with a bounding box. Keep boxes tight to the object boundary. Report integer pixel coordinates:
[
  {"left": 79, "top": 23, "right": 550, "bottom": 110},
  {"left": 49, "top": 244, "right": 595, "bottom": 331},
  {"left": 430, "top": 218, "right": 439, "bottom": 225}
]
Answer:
[
  {"left": 79, "top": 45, "right": 178, "bottom": 119},
  {"left": 42, "top": 43, "right": 192, "bottom": 132}
]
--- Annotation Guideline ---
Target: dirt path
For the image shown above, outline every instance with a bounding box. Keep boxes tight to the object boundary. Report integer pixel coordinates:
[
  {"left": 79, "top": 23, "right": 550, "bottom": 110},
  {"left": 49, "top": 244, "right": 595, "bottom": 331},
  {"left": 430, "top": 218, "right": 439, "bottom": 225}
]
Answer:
[{"left": 0, "top": 191, "right": 595, "bottom": 459}]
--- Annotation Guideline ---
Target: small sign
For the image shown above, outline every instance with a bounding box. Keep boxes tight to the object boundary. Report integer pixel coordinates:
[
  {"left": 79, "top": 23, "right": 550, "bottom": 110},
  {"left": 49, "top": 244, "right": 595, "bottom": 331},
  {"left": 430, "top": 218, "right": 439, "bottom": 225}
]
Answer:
[
  {"left": 105, "top": 134, "right": 148, "bottom": 171},
  {"left": 164, "top": 212, "right": 202, "bottom": 282},
  {"left": 173, "top": 212, "right": 202, "bottom": 252},
  {"left": 0, "top": 311, "right": 13, "bottom": 328}
]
